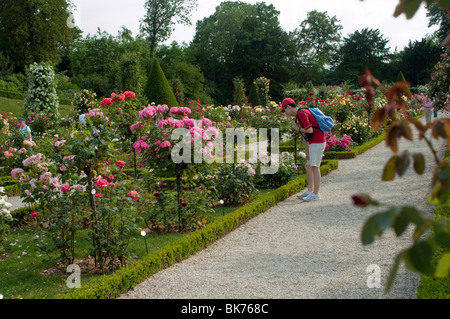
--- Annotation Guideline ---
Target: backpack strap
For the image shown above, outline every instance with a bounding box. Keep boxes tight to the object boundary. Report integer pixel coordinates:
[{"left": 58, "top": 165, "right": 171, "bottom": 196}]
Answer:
[{"left": 297, "top": 108, "right": 320, "bottom": 130}]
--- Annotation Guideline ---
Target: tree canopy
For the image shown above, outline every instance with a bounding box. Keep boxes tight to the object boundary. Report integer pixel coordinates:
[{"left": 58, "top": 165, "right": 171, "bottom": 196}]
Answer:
[{"left": 0, "top": 0, "right": 78, "bottom": 73}]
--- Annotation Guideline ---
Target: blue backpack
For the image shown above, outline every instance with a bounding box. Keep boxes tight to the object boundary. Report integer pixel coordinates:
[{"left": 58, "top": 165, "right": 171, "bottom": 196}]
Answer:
[{"left": 300, "top": 108, "right": 335, "bottom": 133}]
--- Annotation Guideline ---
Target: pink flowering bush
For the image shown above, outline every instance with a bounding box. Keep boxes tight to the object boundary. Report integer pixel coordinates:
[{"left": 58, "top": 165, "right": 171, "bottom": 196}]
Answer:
[
  {"left": 428, "top": 49, "right": 450, "bottom": 112},
  {"left": 7, "top": 90, "right": 143, "bottom": 269},
  {"left": 325, "top": 132, "right": 353, "bottom": 152},
  {"left": 131, "top": 102, "right": 222, "bottom": 231}
]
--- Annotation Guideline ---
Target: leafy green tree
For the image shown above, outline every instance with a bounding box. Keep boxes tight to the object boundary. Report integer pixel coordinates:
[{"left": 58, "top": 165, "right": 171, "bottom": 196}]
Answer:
[
  {"left": 189, "top": 1, "right": 293, "bottom": 103},
  {"left": 291, "top": 11, "right": 343, "bottom": 77},
  {"left": 329, "top": 28, "right": 392, "bottom": 85},
  {"left": 68, "top": 29, "right": 151, "bottom": 98},
  {"left": 395, "top": 38, "right": 443, "bottom": 86},
  {"left": 144, "top": 58, "right": 179, "bottom": 106},
  {"left": 0, "top": 0, "right": 78, "bottom": 73},
  {"left": 426, "top": 2, "right": 450, "bottom": 44},
  {"left": 117, "top": 52, "right": 145, "bottom": 95},
  {"left": 141, "top": 0, "right": 198, "bottom": 57}
]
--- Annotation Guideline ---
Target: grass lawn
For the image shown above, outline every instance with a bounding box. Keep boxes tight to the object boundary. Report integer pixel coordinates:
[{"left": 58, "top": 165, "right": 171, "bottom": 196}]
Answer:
[
  {"left": 0, "top": 96, "right": 75, "bottom": 118},
  {"left": 0, "top": 188, "right": 276, "bottom": 299}
]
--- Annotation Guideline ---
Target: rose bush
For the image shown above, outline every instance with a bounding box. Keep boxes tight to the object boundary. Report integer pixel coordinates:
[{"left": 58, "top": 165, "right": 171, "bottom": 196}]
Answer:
[
  {"left": 0, "top": 187, "right": 13, "bottom": 254},
  {"left": 428, "top": 49, "right": 450, "bottom": 112}
]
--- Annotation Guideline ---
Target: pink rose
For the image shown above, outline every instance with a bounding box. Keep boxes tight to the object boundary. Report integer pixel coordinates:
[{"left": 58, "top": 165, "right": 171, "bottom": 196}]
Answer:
[
  {"left": 133, "top": 140, "right": 150, "bottom": 154},
  {"left": 95, "top": 178, "right": 109, "bottom": 188},
  {"left": 11, "top": 168, "right": 24, "bottom": 180},
  {"left": 128, "top": 190, "right": 139, "bottom": 201},
  {"left": 160, "top": 141, "right": 172, "bottom": 149}
]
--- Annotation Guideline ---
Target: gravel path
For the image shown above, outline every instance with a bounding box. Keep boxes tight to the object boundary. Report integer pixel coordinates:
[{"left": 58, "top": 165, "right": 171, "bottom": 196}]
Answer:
[{"left": 119, "top": 114, "right": 447, "bottom": 300}]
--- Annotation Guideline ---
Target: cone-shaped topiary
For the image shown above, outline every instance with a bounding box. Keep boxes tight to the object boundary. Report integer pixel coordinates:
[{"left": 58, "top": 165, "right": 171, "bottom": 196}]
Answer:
[
  {"left": 248, "top": 81, "right": 260, "bottom": 107},
  {"left": 396, "top": 71, "right": 411, "bottom": 93},
  {"left": 144, "top": 58, "right": 179, "bottom": 106}
]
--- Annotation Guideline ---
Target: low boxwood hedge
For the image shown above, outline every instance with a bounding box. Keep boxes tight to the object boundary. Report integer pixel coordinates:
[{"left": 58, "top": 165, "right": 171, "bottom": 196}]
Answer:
[
  {"left": 279, "top": 133, "right": 386, "bottom": 160},
  {"left": 417, "top": 150, "right": 450, "bottom": 299},
  {"left": 60, "top": 160, "right": 338, "bottom": 299}
]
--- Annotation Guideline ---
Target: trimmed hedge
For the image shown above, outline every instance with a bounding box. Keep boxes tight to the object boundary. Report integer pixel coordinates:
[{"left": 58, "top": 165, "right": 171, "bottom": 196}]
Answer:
[
  {"left": 60, "top": 160, "right": 338, "bottom": 299},
  {"left": 280, "top": 133, "right": 386, "bottom": 160},
  {"left": 0, "top": 90, "right": 73, "bottom": 105},
  {"left": 9, "top": 204, "right": 41, "bottom": 227},
  {"left": 417, "top": 150, "right": 450, "bottom": 299},
  {"left": 324, "top": 133, "right": 386, "bottom": 159},
  {"left": 0, "top": 89, "right": 24, "bottom": 100}
]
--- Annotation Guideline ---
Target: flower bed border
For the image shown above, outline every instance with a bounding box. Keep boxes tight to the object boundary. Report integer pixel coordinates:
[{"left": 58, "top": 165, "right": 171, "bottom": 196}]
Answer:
[
  {"left": 279, "top": 132, "right": 386, "bottom": 159},
  {"left": 417, "top": 150, "right": 450, "bottom": 299},
  {"left": 60, "top": 160, "right": 338, "bottom": 299}
]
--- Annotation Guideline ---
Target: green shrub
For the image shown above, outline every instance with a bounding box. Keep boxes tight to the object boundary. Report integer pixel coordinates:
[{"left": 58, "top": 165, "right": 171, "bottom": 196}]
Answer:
[
  {"left": 417, "top": 150, "right": 450, "bottom": 299},
  {"left": 144, "top": 59, "right": 178, "bottom": 107}
]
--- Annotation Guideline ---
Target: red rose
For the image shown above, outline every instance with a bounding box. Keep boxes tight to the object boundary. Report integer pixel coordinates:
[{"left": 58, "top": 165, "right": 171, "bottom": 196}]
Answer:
[
  {"left": 115, "top": 160, "right": 125, "bottom": 169},
  {"left": 60, "top": 184, "right": 70, "bottom": 193}
]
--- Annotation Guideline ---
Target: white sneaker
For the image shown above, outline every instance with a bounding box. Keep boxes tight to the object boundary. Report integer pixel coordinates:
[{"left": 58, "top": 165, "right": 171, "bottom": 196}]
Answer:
[
  {"left": 297, "top": 190, "right": 313, "bottom": 200},
  {"left": 302, "top": 193, "right": 321, "bottom": 202}
]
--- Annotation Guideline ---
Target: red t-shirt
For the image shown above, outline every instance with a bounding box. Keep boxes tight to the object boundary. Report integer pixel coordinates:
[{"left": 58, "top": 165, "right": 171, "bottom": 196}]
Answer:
[{"left": 296, "top": 108, "right": 326, "bottom": 144}]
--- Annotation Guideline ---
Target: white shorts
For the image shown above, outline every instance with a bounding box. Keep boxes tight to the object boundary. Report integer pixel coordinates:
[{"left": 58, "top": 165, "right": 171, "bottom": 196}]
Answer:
[{"left": 306, "top": 142, "right": 326, "bottom": 167}]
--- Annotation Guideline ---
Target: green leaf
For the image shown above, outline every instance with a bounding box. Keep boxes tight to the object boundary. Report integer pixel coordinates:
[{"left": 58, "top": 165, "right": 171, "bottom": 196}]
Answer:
[
  {"left": 393, "top": 211, "right": 409, "bottom": 237},
  {"left": 437, "top": 0, "right": 450, "bottom": 11},
  {"left": 403, "top": 0, "right": 423, "bottom": 19},
  {"left": 412, "top": 153, "right": 425, "bottom": 175},
  {"left": 400, "top": 206, "right": 426, "bottom": 226},
  {"left": 404, "top": 241, "right": 434, "bottom": 275},
  {"left": 395, "top": 151, "right": 410, "bottom": 177},
  {"left": 382, "top": 155, "right": 397, "bottom": 181},
  {"left": 434, "top": 253, "right": 450, "bottom": 278},
  {"left": 361, "top": 210, "right": 395, "bottom": 245}
]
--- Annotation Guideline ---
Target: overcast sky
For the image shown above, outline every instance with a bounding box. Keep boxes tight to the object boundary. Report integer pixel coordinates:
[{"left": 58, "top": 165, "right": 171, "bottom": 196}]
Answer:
[{"left": 69, "top": 0, "right": 438, "bottom": 52}]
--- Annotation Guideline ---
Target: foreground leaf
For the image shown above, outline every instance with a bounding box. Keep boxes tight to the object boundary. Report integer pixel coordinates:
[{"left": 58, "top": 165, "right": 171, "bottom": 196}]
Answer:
[
  {"left": 382, "top": 155, "right": 398, "bottom": 181},
  {"left": 395, "top": 151, "right": 410, "bottom": 177},
  {"left": 361, "top": 210, "right": 395, "bottom": 245},
  {"left": 434, "top": 253, "right": 450, "bottom": 278},
  {"left": 404, "top": 241, "right": 435, "bottom": 276},
  {"left": 412, "top": 153, "right": 425, "bottom": 175}
]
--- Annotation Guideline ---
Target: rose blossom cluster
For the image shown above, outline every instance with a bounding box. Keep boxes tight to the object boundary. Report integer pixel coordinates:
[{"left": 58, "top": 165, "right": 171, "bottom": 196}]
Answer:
[
  {"left": 86, "top": 108, "right": 109, "bottom": 122},
  {"left": 133, "top": 114, "right": 219, "bottom": 158},
  {"left": 325, "top": 133, "right": 353, "bottom": 152},
  {"left": 138, "top": 104, "right": 169, "bottom": 119},
  {"left": 169, "top": 107, "right": 192, "bottom": 116},
  {"left": 100, "top": 91, "right": 135, "bottom": 107},
  {"left": 11, "top": 153, "right": 87, "bottom": 200}
]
